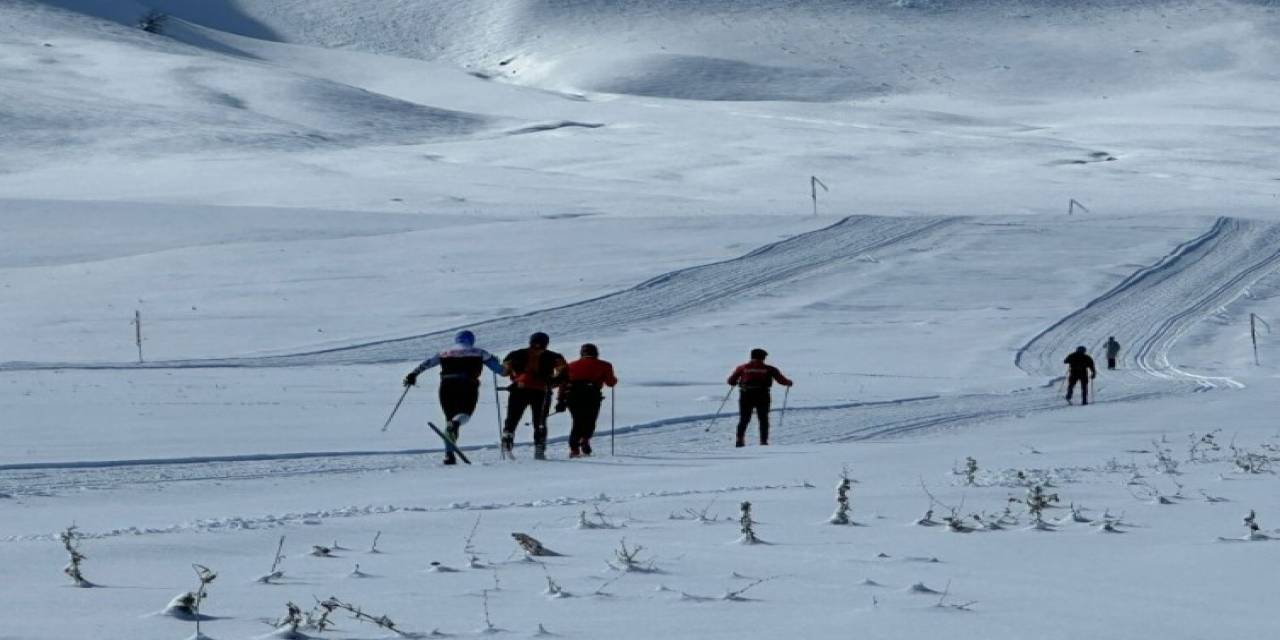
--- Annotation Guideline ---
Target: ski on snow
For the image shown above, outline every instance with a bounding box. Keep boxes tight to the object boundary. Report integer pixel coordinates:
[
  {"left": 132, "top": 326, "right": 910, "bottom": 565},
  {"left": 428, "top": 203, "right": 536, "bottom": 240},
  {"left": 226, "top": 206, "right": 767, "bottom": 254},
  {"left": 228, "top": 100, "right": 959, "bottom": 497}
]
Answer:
[{"left": 427, "top": 422, "right": 472, "bottom": 465}]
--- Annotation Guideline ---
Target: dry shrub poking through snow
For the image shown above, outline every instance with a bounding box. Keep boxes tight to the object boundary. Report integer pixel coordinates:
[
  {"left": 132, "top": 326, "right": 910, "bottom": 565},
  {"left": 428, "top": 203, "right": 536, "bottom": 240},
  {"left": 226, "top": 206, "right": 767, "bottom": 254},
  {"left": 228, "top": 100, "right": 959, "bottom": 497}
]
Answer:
[{"left": 59, "top": 525, "right": 93, "bottom": 588}]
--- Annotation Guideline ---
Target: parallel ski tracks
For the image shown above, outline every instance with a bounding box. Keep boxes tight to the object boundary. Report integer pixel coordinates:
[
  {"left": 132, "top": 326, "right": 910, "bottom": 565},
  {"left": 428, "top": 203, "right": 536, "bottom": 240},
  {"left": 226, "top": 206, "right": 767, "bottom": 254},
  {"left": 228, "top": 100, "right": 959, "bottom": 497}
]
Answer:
[
  {"left": 0, "top": 215, "right": 958, "bottom": 370},
  {"left": 5, "top": 215, "right": 1280, "bottom": 495}
]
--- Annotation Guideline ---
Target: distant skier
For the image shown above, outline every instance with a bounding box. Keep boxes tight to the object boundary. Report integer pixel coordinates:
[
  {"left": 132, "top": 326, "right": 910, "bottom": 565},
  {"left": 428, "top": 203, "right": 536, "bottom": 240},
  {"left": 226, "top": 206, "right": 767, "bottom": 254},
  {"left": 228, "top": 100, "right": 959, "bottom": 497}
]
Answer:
[
  {"left": 556, "top": 343, "right": 618, "bottom": 458},
  {"left": 502, "top": 332, "right": 568, "bottom": 460},
  {"left": 727, "top": 348, "right": 793, "bottom": 447},
  {"left": 1063, "top": 345, "right": 1097, "bottom": 405},
  {"left": 403, "top": 330, "right": 503, "bottom": 464},
  {"left": 1104, "top": 336, "right": 1121, "bottom": 370}
]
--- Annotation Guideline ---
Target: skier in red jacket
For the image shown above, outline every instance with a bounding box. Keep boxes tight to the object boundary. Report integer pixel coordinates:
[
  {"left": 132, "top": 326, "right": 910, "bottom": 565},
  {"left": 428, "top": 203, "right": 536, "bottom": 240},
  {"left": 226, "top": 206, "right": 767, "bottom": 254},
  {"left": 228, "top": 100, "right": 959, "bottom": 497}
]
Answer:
[
  {"left": 727, "top": 348, "right": 793, "bottom": 447},
  {"left": 556, "top": 343, "right": 618, "bottom": 458}
]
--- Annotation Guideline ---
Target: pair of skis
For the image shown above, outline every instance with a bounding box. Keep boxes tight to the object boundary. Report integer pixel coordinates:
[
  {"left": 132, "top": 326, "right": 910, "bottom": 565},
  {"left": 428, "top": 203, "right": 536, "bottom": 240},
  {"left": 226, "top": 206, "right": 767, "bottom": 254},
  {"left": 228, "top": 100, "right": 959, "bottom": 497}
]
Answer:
[{"left": 381, "top": 385, "right": 472, "bottom": 464}]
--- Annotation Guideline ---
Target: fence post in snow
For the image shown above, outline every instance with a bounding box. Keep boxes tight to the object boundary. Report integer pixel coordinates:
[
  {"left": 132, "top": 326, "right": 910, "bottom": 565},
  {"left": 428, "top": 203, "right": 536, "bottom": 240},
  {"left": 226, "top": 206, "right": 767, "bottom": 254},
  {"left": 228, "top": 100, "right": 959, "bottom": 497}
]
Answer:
[
  {"left": 134, "top": 309, "right": 143, "bottom": 363},
  {"left": 811, "top": 176, "right": 828, "bottom": 216}
]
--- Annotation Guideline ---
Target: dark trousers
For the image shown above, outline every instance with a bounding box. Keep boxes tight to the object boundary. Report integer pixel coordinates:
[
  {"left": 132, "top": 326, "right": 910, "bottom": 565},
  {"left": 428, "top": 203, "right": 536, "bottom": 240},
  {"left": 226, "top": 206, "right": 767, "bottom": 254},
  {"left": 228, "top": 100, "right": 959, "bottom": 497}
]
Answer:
[
  {"left": 567, "top": 386, "right": 604, "bottom": 453},
  {"left": 1107, "top": 357, "right": 1117, "bottom": 370},
  {"left": 438, "top": 379, "right": 478, "bottom": 460},
  {"left": 505, "top": 386, "right": 551, "bottom": 448},
  {"left": 1066, "top": 373, "right": 1090, "bottom": 404},
  {"left": 736, "top": 388, "right": 772, "bottom": 444},
  {"left": 439, "top": 379, "right": 479, "bottom": 431}
]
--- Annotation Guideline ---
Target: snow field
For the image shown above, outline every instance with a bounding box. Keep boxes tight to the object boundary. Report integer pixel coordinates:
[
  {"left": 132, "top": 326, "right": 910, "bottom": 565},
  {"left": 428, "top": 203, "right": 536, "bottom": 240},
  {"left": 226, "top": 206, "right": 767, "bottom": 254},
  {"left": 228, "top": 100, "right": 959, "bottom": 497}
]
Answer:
[
  {"left": 3, "top": 386, "right": 1279, "bottom": 640},
  {"left": 5, "top": 1, "right": 1280, "bottom": 638}
]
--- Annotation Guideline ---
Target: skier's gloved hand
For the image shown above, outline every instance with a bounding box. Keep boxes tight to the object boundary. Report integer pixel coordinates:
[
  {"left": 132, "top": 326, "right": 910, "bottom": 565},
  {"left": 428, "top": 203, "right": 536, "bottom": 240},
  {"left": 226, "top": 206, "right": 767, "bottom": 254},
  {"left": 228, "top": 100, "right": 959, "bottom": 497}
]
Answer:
[
  {"left": 554, "top": 398, "right": 567, "bottom": 413},
  {"left": 403, "top": 372, "right": 418, "bottom": 387}
]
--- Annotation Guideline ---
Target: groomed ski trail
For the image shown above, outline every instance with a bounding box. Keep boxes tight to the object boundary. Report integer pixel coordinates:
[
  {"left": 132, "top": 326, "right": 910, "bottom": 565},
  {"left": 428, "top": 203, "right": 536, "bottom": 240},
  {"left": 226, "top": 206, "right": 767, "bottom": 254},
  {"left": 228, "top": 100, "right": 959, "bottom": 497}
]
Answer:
[
  {"left": 0, "top": 215, "right": 959, "bottom": 371},
  {"left": 5, "top": 216, "right": 1280, "bottom": 496}
]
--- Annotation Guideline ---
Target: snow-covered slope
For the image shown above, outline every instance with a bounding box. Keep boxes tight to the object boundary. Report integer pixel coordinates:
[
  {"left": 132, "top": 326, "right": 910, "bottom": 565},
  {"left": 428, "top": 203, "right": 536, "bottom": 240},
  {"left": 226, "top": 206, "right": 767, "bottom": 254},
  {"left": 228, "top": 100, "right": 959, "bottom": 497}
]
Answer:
[
  {"left": 5, "top": 2, "right": 1280, "bottom": 639},
  {"left": 6, "top": 0, "right": 1280, "bottom": 214}
]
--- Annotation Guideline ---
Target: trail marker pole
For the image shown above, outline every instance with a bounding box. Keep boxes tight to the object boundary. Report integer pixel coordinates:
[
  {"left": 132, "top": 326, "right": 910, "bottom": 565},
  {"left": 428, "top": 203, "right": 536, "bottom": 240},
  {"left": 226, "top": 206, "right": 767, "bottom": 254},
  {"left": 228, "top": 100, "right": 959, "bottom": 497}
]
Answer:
[
  {"left": 610, "top": 386, "right": 616, "bottom": 456},
  {"left": 133, "top": 310, "right": 143, "bottom": 363},
  {"left": 811, "top": 176, "right": 829, "bottom": 216},
  {"left": 1251, "top": 313, "right": 1271, "bottom": 366},
  {"left": 1068, "top": 199, "right": 1090, "bottom": 216}
]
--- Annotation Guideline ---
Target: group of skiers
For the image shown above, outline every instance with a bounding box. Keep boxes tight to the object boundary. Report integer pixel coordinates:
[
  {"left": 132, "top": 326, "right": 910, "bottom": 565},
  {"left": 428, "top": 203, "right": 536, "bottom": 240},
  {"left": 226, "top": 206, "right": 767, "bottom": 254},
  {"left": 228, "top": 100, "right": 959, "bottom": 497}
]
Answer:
[
  {"left": 402, "top": 330, "right": 790, "bottom": 463},
  {"left": 403, "top": 329, "right": 1122, "bottom": 464},
  {"left": 404, "top": 330, "right": 621, "bottom": 463},
  {"left": 1062, "top": 336, "right": 1122, "bottom": 406}
]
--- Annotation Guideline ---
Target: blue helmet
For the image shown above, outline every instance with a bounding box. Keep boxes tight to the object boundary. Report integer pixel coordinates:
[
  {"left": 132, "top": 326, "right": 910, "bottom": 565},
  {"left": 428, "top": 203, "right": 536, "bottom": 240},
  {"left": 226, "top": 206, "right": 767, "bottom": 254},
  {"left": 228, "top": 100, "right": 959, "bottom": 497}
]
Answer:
[{"left": 455, "top": 330, "right": 476, "bottom": 346}]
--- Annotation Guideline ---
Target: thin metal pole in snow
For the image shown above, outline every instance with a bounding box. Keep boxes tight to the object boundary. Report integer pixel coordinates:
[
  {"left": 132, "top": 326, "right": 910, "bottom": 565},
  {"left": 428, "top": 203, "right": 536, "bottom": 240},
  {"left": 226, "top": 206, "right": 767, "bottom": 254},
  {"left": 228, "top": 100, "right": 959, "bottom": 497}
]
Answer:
[
  {"left": 610, "top": 386, "right": 616, "bottom": 456},
  {"left": 380, "top": 386, "right": 411, "bottom": 432},
  {"left": 778, "top": 385, "right": 790, "bottom": 431},
  {"left": 811, "top": 176, "right": 829, "bottom": 216},
  {"left": 493, "top": 372, "right": 506, "bottom": 457},
  {"left": 704, "top": 387, "right": 735, "bottom": 433},
  {"left": 133, "top": 310, "right": 143, "bottom": 363}
]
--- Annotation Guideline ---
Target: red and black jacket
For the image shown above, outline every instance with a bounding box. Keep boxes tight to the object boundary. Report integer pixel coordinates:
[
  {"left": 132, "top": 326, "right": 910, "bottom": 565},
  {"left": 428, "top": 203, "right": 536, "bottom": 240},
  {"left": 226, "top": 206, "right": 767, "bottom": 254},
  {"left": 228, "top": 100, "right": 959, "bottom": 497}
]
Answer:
[{"left": 728, "top": 360, "right": 792, "bottom": 390}]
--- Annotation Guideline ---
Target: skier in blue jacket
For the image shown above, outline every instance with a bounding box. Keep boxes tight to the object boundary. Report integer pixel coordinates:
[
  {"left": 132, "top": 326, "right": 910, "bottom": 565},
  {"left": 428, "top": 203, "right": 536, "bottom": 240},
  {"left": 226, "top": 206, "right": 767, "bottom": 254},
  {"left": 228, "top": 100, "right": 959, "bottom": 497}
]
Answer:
[{"left": 404, "top": 330, "right": 503, "bottom": 464}]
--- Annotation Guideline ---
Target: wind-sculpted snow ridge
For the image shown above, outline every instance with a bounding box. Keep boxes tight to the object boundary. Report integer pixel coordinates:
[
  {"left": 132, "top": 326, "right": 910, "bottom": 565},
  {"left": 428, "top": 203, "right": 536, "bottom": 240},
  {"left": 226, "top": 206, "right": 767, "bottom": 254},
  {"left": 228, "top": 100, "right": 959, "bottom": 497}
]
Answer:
[{"left": 0, "top": 215, "right": 959, "bottom": 371}]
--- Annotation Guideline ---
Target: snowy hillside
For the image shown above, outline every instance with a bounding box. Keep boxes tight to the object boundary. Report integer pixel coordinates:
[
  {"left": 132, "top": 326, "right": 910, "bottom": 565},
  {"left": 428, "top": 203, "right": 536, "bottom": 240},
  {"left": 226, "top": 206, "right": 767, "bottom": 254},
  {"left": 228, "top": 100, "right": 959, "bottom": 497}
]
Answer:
[{"left": 3, "top": 1, "right": 1280, "bottom": 639}]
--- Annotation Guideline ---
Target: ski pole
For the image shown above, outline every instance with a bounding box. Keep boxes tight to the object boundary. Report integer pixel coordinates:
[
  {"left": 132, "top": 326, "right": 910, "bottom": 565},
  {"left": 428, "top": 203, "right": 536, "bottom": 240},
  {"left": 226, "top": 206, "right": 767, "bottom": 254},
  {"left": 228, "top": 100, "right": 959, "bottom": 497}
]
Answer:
[
  {"left": 380, "top": 386, "right": 411, "bottom": 433},
  {"left": 492, "top": 372, "right": 505, "bottom": 458},
  {"left": 704, "top": 387, "right": 735, "bottom": 432},
  {"left": 610, "top": 386, "right": 616, "bottom": 456},
  {"left": 779, "top": 385, "right": 790, "bottom": 431}
]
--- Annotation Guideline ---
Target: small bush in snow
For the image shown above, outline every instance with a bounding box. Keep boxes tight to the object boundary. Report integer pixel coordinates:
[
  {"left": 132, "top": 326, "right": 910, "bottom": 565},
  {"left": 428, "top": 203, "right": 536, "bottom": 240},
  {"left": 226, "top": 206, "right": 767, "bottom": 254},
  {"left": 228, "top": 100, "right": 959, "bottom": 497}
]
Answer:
[
  {"left": 578, "top": 505, "right": 621, "bottom": 530},
  {"left": 1187, "top": 429, "right": 1221, "bottom": 462},
  {"left": 164, "top": 564, "right": 216, "bottom": 638},
  {"left": 1012, "top": 484, "right": 1058, "bottom": 527},
  {"left": 608, "top": 538, "right": 657, "bottom": 573},
  {"left": 321, "top": 596, "right": 409, "bottom": 637},
  {"left": 960, "top": 457, "right": 979, "bottom": 486},
  {"left": 59, "top": 525, "right": 93, "bottom": 587},
  {"left": 273, "top": 602, "right": 306, "bottom": 637},
  {"left": 670, "top": 499, "right": 721, "bottom": 523},
  {"left": 1242, "top": 510, "right": 1270, "bottom": 540},
  {"left": 829, "top": 468, "right": 853, "bottom": 525},
  {"left": 738, "top": 501, "right": 761, "bottom": 544},
  {"left": 257, "top": 535, "right": 287, "bottom": 583},
  {"left": 1229, "top": 443, "right": 1272, "bottom": 474}
]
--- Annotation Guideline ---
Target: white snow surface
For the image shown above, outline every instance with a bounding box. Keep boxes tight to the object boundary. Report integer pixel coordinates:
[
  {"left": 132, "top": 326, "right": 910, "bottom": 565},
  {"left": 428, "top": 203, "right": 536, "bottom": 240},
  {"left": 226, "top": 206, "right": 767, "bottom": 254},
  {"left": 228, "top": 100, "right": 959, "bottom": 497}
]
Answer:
[{"left": 4, "top": 1, "right": 1280, "bottom": 638}]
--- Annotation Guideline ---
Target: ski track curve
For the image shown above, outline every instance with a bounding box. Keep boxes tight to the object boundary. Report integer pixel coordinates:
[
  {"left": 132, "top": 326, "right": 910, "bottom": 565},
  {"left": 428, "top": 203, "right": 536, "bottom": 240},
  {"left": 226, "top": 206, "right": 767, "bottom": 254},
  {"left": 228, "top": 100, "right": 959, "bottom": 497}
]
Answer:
[
  {"left": 0, "top": 215, "right": 959, "bottom": 370},
  {"left": 5, "top": 216, "right": 1280, "bottom": 507}
]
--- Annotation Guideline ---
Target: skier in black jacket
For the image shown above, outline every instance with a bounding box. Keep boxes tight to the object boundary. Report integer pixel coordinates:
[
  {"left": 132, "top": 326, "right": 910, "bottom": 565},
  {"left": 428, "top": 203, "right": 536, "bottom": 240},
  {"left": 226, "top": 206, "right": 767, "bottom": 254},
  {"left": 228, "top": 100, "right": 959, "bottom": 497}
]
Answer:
[
  {"left": 1063, "top": 346, "right": 1097, "bottom": 405},
  {"left": 501, "top": 332, "right": 567, "bottom": 460},
  {"left": 403, "top": 330, "right": 503, "bottom": 464}
]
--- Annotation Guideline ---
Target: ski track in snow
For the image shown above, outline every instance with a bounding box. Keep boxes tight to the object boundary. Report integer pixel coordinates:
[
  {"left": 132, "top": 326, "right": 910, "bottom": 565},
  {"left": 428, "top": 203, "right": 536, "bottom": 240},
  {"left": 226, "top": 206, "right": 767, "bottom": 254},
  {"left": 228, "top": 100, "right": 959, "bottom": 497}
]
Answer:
[
  {"left": 5, "top": 216, "right": 1280, "bottom": 505},
  {"left": 0, "top": 214, "right": 958, "bottom": 369}
]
